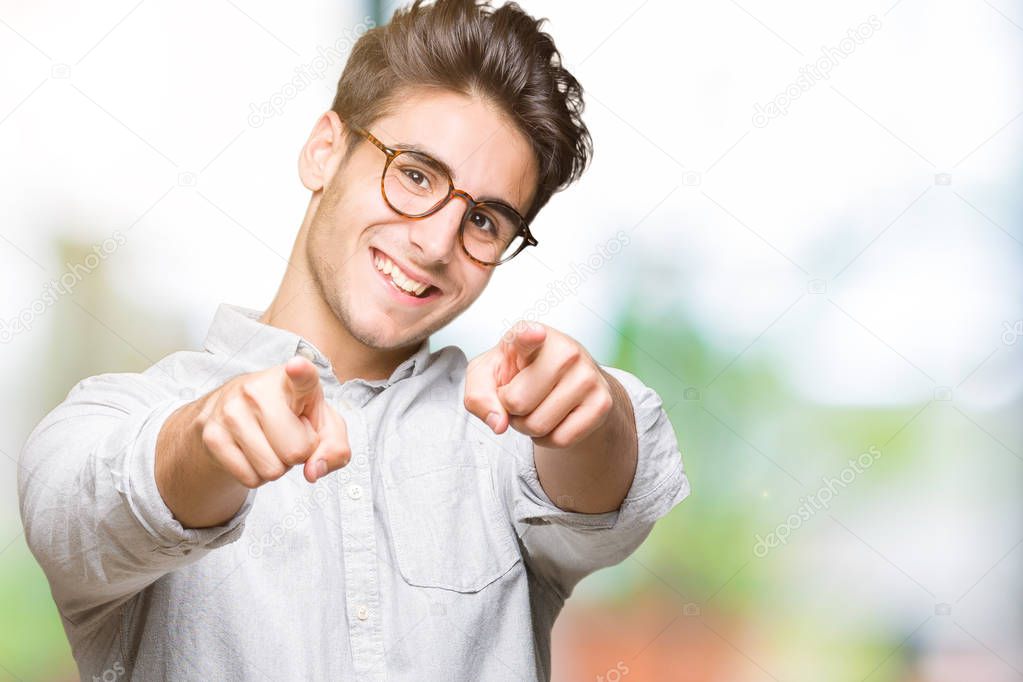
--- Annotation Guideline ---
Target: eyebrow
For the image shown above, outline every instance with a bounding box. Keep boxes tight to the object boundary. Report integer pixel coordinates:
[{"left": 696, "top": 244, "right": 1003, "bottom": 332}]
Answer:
[{"left": 392, "top": 142, "right": 520, "bottom": 211}]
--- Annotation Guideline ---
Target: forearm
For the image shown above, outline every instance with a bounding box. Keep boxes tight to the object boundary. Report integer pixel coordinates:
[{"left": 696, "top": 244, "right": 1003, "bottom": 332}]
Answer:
[
  {"left": 19, "top": 374, "right": 256, "bottom": 628},
  {"left": 156, "top": 394, "right": 248, "bottom": 529},
  {"left": 533, "top": 370, "right": 638, "bottom": 513}
]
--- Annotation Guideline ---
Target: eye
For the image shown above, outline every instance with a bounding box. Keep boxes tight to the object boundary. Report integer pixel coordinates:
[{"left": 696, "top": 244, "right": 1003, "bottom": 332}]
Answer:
[
  {"left": 402, "top": 167, "right": 430, "bottom": 190},
  {"left": 468, "top": 209, "right": 496, "bottom": 235}
]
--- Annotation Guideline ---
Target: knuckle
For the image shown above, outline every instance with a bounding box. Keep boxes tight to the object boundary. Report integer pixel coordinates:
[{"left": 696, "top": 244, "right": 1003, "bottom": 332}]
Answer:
[
  {"left": 501, "top": 391, "right": 523, "bottom": 415},
  {"left": 524, "top": 422, "right": 545, "bottom": 438},
  {"left": 522, "top": 414, "right": 551, "bottom": 437},
  {"left": 331, "top": 438, "right": 352, "bottom": 461},
  {"left": 337, "top": 447, "right": 352, "bottom": 467},
  {"left": 256, "top": 462, "right": 287, "bottom": 482},
  {"left": 238, "top": 381, "right": 260, "bottom": 403},
  {"left": 510, "top": 416, "right": 534, "bottom": 437},
  {"left": 200, "top": 423, "right": 225, "bottom": 453},
  {"left": 220, "top": 399, "right": 246, "bottom": 430},
  {"left": 280, "top": 439, "right": 315, "bottom": 466},
  {"left": 463, "top": 392, "right": 484, "bottom": 414},
  {"left": 239, "top": 473, "right": 263, "bottom": 489},
  {"left": 560, "top": 345, "right": 582, "bottom": 369},
  {"left": 277, "top": 449, "right": 303, "bottom": 467}
]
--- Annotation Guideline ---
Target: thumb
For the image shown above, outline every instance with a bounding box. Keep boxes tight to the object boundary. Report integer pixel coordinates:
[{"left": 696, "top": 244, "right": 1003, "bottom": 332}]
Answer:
[
  {"left": 465, "top": 353, "right": 511, "bottom": 435},
  {"left": 283, "top": 356, "right": 322, "bottom": 416},
  {"left": 302, "top": 407, "right": 351, "bottom": 483}
]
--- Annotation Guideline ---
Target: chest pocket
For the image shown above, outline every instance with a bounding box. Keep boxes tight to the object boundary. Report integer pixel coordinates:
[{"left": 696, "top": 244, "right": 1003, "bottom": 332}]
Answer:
[{"left": 380, "top": 437, "right": 520, "bottom": 593}]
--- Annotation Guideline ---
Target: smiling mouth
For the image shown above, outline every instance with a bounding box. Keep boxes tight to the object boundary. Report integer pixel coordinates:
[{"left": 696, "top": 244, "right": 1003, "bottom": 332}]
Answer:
[{"left": 371, "top": 248, "right": 441, "bottom": 299}]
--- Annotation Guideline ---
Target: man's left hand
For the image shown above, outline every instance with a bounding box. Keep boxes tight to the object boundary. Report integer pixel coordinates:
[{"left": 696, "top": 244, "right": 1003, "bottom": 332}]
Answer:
[{"left": 463, "top": 321, "right": 615, "bottom": 449}]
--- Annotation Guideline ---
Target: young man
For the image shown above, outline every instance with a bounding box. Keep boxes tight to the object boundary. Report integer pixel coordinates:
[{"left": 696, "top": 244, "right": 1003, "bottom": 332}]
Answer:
[{"left": 19, "top": 0, "right": 690, "bottom": 679}]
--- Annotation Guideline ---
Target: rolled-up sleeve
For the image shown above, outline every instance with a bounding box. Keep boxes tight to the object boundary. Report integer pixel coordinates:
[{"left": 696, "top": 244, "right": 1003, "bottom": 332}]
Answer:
[
  {"left": 500, "top": 365, "right": 690, "bottom": 600},
  {"left": 18, "top": 372, "right": 256, "bottom": 636},
  {"left": 121, "top": 398, "right": 255, "bottom": 552}
]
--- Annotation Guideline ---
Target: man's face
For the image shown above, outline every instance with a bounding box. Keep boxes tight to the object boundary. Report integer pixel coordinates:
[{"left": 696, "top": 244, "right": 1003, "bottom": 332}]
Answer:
[{"left": 305, "top": 89, "right": 538, "bottom": 351}]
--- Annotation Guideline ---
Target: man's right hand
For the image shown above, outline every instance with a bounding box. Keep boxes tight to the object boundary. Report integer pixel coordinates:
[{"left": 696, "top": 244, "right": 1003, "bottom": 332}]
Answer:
[{"left": 198, "top": 356, "right": 351, "bottom": 487}]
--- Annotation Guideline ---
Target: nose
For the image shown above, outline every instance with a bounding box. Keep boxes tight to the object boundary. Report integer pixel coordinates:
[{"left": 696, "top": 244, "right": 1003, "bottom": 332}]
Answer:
[{"left": 407, "top": 194, "right": 467, "bottom": 265}]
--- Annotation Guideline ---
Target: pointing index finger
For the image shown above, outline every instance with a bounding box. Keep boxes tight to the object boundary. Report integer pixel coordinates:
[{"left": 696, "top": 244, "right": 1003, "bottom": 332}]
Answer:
[
  {"left": 283, "top": 356, "right": 322, "bottom": 415},
  {"left": 500, "top": 321, "right": 547, "bottom": 374}
]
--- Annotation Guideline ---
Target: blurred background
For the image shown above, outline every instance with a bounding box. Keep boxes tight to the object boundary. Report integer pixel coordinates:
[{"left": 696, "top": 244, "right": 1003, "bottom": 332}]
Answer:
[{"left": 1, "top": 0, "right": 1021, "bottom": 679}]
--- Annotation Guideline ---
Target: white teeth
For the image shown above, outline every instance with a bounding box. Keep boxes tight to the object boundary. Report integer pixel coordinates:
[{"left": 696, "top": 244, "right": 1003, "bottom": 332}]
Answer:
[{"left": 374, "top": 251, "right": 429, "bottom": 296}]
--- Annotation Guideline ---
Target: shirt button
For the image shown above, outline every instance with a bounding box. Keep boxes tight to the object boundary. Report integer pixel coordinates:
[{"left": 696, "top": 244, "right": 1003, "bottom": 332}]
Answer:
[
  {"left": 355, "top": 455, "right": 368, "bottom": 467},
  {"left": 347, "top": 484, "right": 363, "bottom": 500},
  {"left": 295, "top": 345, "right": 317, "bottom": 362},
  {"left": 356, "top": 605, "right": 369, "bottom": 620}
]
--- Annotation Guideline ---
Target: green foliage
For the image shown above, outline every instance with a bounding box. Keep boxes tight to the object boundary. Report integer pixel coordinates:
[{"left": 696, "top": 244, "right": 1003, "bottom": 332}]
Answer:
[{"left": 0, "top": 539, "right": 76, "bottom": 681}]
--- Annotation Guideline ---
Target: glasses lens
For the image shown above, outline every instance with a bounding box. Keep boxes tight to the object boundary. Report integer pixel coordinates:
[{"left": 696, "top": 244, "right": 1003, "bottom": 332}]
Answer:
[
  {"left": 461, "top": 202, "right": 527, "bottom": 264},
  {"left": 383, "top": 151, "right": 449, "bottom": 216}
]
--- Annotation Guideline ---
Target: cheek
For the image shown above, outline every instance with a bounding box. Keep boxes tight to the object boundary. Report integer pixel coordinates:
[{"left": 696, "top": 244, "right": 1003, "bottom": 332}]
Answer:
[{"left": 458, "top": 268, "right": 492, "bottom": 303}]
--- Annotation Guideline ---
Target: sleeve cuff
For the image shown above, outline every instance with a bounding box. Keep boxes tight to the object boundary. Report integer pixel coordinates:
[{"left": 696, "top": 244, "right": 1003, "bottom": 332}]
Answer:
[
  {"left": 513, "top": 462, "right": 621, "bottom": 529},
  {"left": 114, "top": 398, "right": 257, "bottom": 555}
]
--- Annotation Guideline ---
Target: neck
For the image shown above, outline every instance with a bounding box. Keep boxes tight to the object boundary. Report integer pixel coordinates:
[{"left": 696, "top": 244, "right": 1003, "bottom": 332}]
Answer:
[{"left": 258, "top": 201, "right": 420, "bottom": 383}]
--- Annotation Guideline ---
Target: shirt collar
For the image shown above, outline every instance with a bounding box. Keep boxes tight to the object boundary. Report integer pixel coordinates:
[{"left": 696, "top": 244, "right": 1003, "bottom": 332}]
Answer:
[{"left": 202, "top": 303, "right": 431, "bottom": 385}]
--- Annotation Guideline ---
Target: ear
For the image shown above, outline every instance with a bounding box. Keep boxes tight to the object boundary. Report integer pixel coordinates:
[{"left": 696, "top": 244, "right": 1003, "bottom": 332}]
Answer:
[{"left": 299, "top": 110, "right": 349, "bottom": 193}]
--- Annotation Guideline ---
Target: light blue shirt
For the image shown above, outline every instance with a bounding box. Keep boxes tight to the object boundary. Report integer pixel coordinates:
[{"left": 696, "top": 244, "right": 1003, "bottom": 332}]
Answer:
[{"left": 18, "top": 303, "right": 690, "bottom": 681}]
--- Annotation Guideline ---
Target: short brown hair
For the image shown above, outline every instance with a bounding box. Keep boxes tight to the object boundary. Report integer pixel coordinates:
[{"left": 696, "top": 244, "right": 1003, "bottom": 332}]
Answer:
[{"left": 330, "top": 0, "right": 592, "bottom": 224}]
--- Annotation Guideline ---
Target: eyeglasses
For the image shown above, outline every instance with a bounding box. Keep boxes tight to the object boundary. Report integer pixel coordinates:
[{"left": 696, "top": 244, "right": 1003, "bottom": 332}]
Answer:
[{"left": 342, "top": 118, "right": 537, "bottom": 266}]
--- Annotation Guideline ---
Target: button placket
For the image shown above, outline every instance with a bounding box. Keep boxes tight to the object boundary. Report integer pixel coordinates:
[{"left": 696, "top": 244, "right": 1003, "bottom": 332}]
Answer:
[{"left": 335, "top": 403, "right": 386, "bottom": 679}]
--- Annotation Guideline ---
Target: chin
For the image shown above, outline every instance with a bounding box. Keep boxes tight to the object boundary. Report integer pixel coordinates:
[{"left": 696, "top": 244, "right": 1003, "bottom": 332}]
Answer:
[
  {"left": 331, "top": 291, "right": 426, "bottom": 350},
  {"left": 343, "top": 306, "right": 410, "bottom": 348}
]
